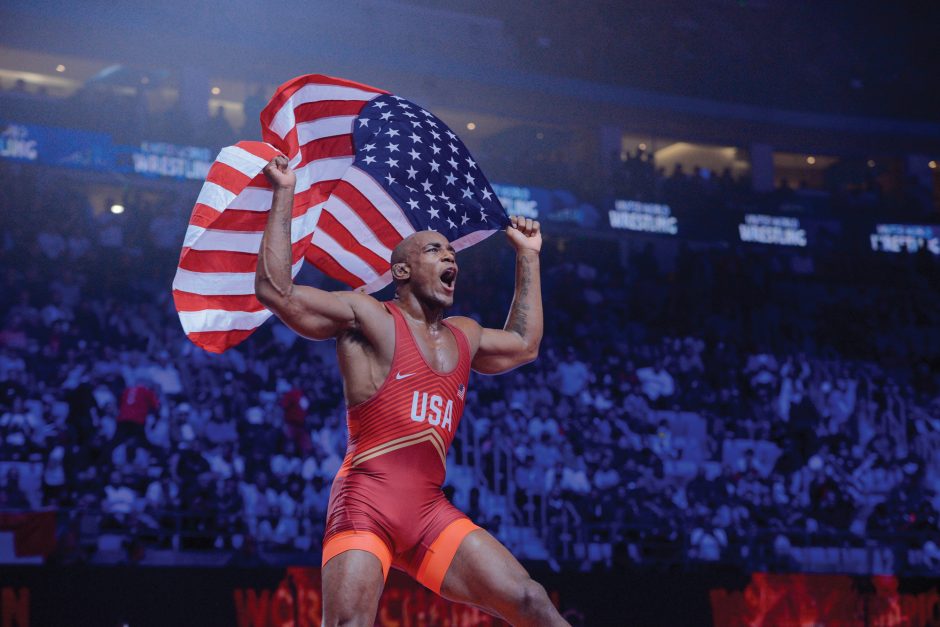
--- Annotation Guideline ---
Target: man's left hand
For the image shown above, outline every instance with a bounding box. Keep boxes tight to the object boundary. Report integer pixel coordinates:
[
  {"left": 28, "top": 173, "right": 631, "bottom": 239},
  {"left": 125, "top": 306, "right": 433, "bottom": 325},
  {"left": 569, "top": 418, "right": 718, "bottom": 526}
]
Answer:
[{"left": 506, "top": 216, "right": 542, "bottom": 254}]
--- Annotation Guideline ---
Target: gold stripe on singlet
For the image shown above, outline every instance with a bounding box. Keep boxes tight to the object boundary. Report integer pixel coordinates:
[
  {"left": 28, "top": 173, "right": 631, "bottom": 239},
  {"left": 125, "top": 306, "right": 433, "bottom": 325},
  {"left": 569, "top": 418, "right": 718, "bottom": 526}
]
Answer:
[{"left": 350, "top": 428, "right": 447, "bottom": 469}]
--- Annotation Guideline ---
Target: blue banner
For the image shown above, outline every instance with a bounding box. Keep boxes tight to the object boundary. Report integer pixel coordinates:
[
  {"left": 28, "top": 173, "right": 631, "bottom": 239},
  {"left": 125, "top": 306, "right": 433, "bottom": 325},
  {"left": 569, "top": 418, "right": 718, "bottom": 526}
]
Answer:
[
  {"left": 609, "top": 199, "right": 679, "bottom": 235},
  {"left": 870, "top": 224, "right": 940, "bottom": 255},
  {"left": 492, "top": 183, "right": 599, "bottom": 227},
  {"left": 1, "top": 119, "right": 214, "bottom": 182},
  {"left": 0, "top": 120, "right": 113, "bottom": 170},
  {"left": 115, "top": 141, "right": 214, "bottom": 181}
]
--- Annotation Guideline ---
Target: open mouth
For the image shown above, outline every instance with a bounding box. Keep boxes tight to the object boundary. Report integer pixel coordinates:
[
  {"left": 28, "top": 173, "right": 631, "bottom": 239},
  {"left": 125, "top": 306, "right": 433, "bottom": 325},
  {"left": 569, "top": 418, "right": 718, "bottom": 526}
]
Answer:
[{"left": 440, "top": 267, "right": 457, "bottom": 291}]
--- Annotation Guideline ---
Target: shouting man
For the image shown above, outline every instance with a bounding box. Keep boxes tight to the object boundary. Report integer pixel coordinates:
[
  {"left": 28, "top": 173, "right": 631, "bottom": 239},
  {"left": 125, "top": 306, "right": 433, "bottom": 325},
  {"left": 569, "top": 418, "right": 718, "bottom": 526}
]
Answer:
[{"left": 256, "top": 156, "right": 567, "bottom": 626}]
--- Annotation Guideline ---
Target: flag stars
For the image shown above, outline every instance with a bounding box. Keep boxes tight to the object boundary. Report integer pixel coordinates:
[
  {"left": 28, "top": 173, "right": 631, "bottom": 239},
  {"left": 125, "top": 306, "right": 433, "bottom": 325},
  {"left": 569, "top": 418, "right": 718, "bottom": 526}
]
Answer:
[{"left": 351, "top": 94, "right": 498, "bottom": 238}]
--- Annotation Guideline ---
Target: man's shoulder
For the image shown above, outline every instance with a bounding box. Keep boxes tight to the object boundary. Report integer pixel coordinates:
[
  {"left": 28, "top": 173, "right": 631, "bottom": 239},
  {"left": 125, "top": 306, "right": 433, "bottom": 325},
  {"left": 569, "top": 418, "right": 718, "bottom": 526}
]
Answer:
[
  {"left": 334, "top": 290, "right": 386, "bottom": 312},
  {"left": 334, "top": 293, "right": 393, "bottom": 335},
  {"left": 444, "top": 315, "right": 482, "bottom": 335}
]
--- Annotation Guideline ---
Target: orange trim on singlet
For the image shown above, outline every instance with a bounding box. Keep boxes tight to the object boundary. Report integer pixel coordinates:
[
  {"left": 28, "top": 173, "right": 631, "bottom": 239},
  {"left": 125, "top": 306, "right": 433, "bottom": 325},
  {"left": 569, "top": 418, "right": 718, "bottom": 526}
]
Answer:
[
  {"left": 321, "top": 530, "right": 393, "bottom": 580},
  {"left": 414, "top": 518, "right": 480, "bottom": 594}
]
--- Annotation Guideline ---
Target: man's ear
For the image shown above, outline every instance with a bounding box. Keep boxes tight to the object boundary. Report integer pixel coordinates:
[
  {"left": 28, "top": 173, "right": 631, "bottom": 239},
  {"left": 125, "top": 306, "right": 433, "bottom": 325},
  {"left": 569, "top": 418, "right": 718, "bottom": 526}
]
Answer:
[{"left": 391, "top": 262, "right": 410, "bottom": 281}]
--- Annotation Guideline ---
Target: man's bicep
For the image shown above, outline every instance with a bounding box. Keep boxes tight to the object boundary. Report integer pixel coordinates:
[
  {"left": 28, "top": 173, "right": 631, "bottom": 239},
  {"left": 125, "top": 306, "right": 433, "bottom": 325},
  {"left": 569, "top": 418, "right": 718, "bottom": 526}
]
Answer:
[
  {"left": 471, "top": 327, "right": 531, "bottom": 375},
  {"left": 478, "top": 327, "right": 528, "bottom": 355},
  {"left": 266, "top": 285, "right": 359, "bottom": 340}
]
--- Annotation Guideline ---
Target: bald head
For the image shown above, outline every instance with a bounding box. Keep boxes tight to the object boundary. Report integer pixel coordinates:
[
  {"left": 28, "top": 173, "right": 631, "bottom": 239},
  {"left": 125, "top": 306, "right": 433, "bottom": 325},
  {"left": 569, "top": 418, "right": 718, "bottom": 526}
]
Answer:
[
  {"left": 391, "top": 231, "right": 450, "bottom": 267},
  {"left": 390, "top": 232, "right": 422, "bottom": 268},
  {"left": 390, "top": 231, "right": 455, "bottom": 288}
]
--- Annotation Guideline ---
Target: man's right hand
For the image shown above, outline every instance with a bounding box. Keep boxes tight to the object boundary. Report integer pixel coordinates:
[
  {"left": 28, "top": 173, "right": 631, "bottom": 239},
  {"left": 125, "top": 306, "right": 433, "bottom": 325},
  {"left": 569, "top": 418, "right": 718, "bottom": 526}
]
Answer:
[{"left": 263, "top": 155, "right": 296, "bottom": 190}]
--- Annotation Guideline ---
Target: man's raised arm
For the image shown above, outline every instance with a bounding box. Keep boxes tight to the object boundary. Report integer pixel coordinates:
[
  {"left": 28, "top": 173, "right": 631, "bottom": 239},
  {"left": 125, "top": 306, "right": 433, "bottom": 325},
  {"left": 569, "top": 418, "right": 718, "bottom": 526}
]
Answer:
[
  {"left": 471, "top": 216, "right": 544, "bottom": 374},
  {"left": 254, "top": 156, "right": 358, "bottom": 340}
]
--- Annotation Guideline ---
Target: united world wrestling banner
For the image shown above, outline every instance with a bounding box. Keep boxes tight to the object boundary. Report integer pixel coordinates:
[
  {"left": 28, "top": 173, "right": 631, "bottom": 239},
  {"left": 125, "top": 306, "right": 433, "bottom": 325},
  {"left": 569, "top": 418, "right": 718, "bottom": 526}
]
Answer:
[
  {"left": 0, "top": 120, "right": 212, "bottom": 180},
  {"left": 0, "top": 566, "right": 939, "bottom": 626}
]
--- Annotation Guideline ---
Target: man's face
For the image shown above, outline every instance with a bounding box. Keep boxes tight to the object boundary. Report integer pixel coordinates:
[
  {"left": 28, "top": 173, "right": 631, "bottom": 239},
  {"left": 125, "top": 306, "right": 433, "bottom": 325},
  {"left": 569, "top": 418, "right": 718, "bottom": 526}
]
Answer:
[{"left": 400, "top": 232, "right": 458, "bottom": 307}]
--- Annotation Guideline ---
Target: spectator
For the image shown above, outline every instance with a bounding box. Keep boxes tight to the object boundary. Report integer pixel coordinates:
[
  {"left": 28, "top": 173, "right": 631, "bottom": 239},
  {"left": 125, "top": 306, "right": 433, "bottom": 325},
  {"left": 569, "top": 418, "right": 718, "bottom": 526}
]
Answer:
[
  {"left": 636, "top": 360, "right": 675, "bottom": 404},
  {"left": 555, "top": 348, "right": 591, "bottom": 397},
  {"left": 116, "top": 378, "right": 160, "bottom": 443}
]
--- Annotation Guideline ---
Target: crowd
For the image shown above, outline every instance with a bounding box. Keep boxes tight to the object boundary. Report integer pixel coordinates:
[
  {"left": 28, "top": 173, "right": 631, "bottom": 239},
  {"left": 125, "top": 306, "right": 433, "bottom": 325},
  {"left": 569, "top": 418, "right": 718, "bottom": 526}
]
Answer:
[
  {"left": 1, "top": 156, "right": 939, "bottom": 575},
  {"left": 6, "top": 73, "right": 937, "bottom": 222},
  {"left": 0, "top": 78, "right": 241, "bottom": 148}
]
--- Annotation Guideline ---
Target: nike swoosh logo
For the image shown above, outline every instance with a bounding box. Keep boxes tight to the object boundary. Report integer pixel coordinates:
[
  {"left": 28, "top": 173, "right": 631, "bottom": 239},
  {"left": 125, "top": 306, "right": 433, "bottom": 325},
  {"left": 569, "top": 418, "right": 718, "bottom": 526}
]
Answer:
[{"left": 395, "top": 371, "right": 416, "bottom": 380}]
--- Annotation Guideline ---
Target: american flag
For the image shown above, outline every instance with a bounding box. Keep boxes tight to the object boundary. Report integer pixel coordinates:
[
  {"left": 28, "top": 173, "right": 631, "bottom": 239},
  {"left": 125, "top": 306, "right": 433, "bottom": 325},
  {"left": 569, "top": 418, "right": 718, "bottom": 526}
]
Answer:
[{"left": 173, "top": 74, "right": 509, "bottom": 353}]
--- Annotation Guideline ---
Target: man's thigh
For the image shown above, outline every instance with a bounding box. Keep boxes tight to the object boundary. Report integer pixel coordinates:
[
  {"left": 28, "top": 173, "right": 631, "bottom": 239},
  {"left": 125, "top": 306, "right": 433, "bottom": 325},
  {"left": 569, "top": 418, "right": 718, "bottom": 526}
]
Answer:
[
  {"left": 438, "top": 529, "right": 538, "bottom": 616},
  {"left": 321, "top": 549, "right": 386, "bottom": 627}
]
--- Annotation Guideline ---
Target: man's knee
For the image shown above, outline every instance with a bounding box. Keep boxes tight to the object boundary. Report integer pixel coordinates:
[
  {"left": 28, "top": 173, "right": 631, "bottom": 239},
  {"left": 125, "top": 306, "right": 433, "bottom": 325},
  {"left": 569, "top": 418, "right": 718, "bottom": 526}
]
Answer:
[{"left": 514, "top": 578, "right": 553, "bottom": 617}]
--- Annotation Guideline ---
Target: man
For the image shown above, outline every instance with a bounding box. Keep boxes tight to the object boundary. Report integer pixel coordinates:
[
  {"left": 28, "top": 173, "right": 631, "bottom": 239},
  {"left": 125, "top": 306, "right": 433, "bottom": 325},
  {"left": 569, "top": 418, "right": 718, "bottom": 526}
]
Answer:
[{"left": 256, "top": 156, "right": 567, "bottom": 626}]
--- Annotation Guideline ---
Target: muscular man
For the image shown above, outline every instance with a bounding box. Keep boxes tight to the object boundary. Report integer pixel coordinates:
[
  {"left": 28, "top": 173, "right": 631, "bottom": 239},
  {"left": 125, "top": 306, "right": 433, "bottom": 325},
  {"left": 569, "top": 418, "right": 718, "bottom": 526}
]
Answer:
[{"left": 256, "top": 156, "right": 568, "bottom": 626}]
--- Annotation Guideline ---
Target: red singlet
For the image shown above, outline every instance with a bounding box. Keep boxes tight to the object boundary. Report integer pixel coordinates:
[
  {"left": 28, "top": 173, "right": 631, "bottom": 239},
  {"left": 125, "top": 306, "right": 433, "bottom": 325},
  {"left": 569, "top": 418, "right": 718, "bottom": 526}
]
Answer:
[{"left": 322, "top": 301, "right": 480, "bottom": 593}]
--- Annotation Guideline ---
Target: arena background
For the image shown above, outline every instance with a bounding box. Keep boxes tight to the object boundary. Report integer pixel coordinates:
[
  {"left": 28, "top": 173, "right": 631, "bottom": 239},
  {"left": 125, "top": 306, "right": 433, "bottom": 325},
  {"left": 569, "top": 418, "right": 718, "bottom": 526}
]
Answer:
[{"left": 1, "top": 1, "right": 940, "bottom": 625}]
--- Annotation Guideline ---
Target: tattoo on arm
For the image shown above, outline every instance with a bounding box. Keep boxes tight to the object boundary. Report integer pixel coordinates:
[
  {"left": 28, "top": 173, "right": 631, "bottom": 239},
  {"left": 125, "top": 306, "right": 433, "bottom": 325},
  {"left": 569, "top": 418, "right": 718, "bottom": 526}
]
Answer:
[{"left": 506, "top": 255, "right": 532, "bottom": 336}]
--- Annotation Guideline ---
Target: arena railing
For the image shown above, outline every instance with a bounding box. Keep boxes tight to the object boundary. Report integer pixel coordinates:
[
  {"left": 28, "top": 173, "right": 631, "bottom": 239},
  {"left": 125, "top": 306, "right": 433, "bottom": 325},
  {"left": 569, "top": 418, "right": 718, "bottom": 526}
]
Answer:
[{"left": 6, "top": 506, "right": 938, "bottom": 575}]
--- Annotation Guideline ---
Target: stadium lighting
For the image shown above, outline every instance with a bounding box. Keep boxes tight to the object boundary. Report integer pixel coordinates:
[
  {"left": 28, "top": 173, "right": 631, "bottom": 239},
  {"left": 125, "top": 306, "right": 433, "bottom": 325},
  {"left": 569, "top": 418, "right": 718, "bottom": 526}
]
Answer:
[
  {"left": 536, "top": 132, "right": 544, "bottom": 140},
  {"left": 639, "top": 143, "right": 647, "bottom": 150},
  {"left": 110, "top": 204, "right": 125, "bottom": 215},
  {"left": 806, "top": 156, "right": 816, "bottom": 165},
  {"left": 55, "top": 64, "right": 66, "bottom": 73},
  {"left": 211, "top": 86, "right": 221, "bottom": 95},
  {"left": 930, "top": 160, "right": 938, "bottom": 170},
  {"left": 867, "top": 160, "right": 876, "bottom": 168},
  {"left": 466, "top": 122, "right": 476, "bottom": 130}
]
